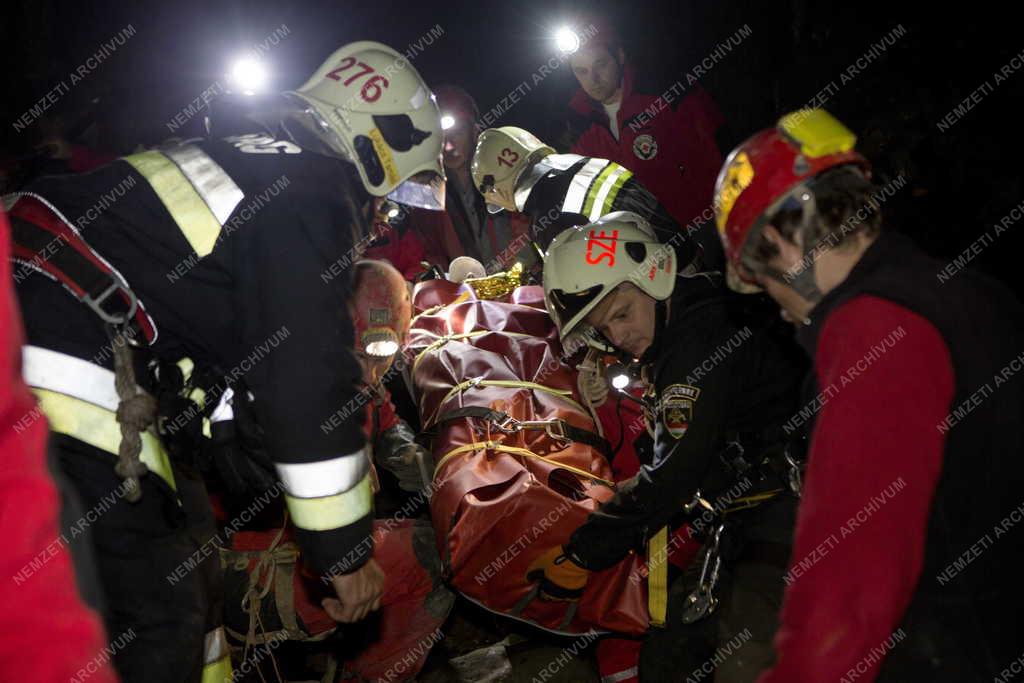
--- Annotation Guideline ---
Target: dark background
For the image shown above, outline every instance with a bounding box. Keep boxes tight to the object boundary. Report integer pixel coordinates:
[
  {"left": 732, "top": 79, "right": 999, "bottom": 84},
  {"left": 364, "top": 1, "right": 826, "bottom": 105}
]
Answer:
[{"left": 2, "top": 0, "right": 1021, "bottom": 293}]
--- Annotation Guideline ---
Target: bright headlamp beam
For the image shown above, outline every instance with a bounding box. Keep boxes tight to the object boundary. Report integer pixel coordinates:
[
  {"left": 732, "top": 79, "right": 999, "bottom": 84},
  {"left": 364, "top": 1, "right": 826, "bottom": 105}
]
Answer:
[
  {"left": 229, "top": 57, "right": 268, "bottom": 95},
  {"left": 440, "top": 114, "right": 456, "bottom": 131},
  {"left": 555, "top": 27, "right": 581, "bottom": 55}
]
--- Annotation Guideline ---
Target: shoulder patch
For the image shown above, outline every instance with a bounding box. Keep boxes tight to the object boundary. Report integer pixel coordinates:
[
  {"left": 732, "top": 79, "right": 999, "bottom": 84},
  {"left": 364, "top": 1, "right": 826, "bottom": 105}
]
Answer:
[{"left": 661, "top": 384, "right": 700, "bottom": 440}]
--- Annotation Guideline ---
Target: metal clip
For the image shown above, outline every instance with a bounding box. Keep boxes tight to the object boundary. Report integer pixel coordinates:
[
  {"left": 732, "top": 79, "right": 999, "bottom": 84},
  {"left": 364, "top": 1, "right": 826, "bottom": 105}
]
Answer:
[
  {"left": 784, "top": 450, "right": 803, "bottom": 496},
  {"left": 681, "top": 523, "right": 724, "bottom": 623}
]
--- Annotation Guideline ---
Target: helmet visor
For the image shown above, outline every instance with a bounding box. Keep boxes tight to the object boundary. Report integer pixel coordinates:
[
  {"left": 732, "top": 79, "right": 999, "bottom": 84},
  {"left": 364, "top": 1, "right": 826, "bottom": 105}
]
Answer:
[
  {"left": 387, "top": 170, "right": 446, "bottom": 211},
  {"left": 547, "top": 283, "right": 605, "bottom": 335}
]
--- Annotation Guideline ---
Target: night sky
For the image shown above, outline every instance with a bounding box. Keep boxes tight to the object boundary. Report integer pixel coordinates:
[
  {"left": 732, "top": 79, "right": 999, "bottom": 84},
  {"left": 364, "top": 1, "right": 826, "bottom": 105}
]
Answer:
[{"left": 3, "top": 1, "right": 1021, "bottom": 295}]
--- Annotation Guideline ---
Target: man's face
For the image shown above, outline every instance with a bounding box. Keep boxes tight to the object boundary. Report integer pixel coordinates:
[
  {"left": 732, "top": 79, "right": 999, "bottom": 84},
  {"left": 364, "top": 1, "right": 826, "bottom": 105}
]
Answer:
[
  {"left": 753, "top": 224, "right": 815, "bottom": 325},
  {"left": 443, "top": 119, "right": 476, "bottom": 173},
  {"left": 585, "top": 283, "right": 657, "bottom": 358},
  {"left": 569, "top": 45, "right": 625, "bottom": 104}
]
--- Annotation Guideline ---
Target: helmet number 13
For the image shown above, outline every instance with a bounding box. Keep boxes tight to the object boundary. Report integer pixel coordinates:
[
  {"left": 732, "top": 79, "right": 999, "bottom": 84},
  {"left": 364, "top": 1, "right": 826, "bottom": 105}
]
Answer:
[
  {"left": 586, "top": 229, "right": 619, "bottom": 267},
  {"left": 327, "top": 57, "right": 390, "bottom": 103},
  {"left": 496, "top": 147, "right": 520, "bottom": 168}
]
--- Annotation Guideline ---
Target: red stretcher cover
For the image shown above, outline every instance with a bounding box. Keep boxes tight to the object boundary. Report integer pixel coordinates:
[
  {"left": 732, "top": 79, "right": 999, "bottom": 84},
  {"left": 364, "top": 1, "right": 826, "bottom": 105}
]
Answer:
[{"left": 409, "top": 280, "right": 649, "bottom": 635}]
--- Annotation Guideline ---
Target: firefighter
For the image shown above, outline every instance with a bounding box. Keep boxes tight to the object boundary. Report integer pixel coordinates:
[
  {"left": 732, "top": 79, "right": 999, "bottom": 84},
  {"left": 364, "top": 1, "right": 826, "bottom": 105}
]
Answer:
[
  {"left": 536, "top": 211, "right": 807, "bottom": 681},
  {"left": 471, "top": 124, "right": 717, "bottom": 276},
  {"left": 716, "top": 108, "right": 1024, "bottom": 681},
  {"left": 6, "top": 40, "right": 445, "bottom": 682}
]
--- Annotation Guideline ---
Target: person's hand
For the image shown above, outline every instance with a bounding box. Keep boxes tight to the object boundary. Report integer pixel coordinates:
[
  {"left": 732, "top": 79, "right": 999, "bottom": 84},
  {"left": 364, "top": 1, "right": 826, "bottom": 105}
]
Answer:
[
  {"left": 526, "top": 546, "right": 589, "bottom": 601},
  {"left": 577, "top": 352, "right": 609, "bottom": 407},
  {"left": 322, "top": 559, "right": 385, "bottom": 623}
]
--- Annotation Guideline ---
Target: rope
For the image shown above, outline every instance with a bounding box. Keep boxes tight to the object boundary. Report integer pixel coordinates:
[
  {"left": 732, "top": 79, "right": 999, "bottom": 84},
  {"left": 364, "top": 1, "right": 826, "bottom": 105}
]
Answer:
[
  {"left": 110, "top": 329, "right": 155, "bottom": 503},
  {"left": 434, "top": 440, "right": 614, "bottom": 487},
  {"left": 426, "top": 379, "right": 586, "bottom": 428}
]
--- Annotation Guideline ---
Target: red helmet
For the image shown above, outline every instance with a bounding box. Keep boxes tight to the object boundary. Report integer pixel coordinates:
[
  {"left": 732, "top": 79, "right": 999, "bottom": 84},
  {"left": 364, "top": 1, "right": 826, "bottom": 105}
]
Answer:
[
  {"left": 714, "top": 109, "right": 870, "bottom": 290},
  {"left": 351, "top": 260, "right": 412, "bottom": 382}
]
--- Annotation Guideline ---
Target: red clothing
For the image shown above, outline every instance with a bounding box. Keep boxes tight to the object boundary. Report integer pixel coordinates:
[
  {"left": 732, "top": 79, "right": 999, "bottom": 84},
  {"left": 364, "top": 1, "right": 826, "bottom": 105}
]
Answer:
[
  {"left": 407, "top": 205, "right": 531, "bottom": 272},
  {"left": 363, "top": 224, "right": 428, "bottom": 281},
  {"left": 759, "top": 296, "right": 953, "bottom": 683},
  {"left": 570, "top": 67, "right": 724, "bottom": 230},
  {"left": 0, "top": 209, "right": 118, "bottom": 682}
]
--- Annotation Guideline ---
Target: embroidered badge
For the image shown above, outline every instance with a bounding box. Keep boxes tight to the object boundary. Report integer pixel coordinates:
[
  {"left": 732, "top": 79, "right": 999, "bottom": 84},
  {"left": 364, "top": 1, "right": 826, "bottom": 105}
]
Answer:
[
  {"left": 633, "top": 134, "right": 659, "bottom": 160},
  {"left": 661, "top": 384, "right": 700, "bottom": 440}
]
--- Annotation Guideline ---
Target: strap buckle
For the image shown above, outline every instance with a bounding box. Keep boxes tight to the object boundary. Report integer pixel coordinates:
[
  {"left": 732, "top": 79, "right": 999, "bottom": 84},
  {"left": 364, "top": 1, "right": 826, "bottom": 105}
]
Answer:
[{"left": 86, "top": 272, "right": 144, "bottom": 348}]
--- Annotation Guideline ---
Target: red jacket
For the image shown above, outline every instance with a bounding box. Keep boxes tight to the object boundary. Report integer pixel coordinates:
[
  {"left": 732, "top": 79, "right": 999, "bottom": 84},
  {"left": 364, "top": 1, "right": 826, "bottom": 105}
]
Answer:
[
  {"left": 407, "top": 204, "right": 532, "bottom": 273},
  {"left": 569, "top": 66, "right": 724, "bottom": 230},
  {"left": 759, "top": 296, "right": 953, "bottom": 683},
  {"left": 0, "top": 209, "right": 118, "bottom": 683}
]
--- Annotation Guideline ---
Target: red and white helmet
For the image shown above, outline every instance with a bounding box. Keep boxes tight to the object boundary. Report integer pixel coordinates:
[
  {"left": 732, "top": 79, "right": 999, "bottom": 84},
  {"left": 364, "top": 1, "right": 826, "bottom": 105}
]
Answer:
[
  {"left": 290, "top": 41, "right": 446, "bottom": 210},
  {"left": 714, "top": 108, "right": 870, "bottom": 292}
]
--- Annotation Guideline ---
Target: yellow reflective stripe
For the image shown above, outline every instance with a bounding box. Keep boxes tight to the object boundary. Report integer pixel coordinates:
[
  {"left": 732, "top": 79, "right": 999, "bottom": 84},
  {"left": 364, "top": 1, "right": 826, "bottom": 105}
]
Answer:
[
  {"left": 582, "top": 162, "right": 618, "bottom": 217},
  {"left": 647, "top": 526, "right": 669, "bottom": 627},
  {"left": 285, "top": 473, "right": 373, "bottom": 531},
  {"left": 599, "top": 168, "right": 633, "bottom": 217},
  {"left": 32, "top": 388, "right": 177, "bottom": 491},
  {"left": 123, "top": 151, "right": 223, "bottom": 257},
  {"left": 434, "top": 440, "right": 613, "bottom": 487},
  {"left": 200, "top": 656, "right": 233, "bottom": 683}
]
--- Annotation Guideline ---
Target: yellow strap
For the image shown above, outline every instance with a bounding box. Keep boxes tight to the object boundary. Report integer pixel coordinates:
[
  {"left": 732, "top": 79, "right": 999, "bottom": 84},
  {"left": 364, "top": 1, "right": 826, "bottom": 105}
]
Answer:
[
  {"left": 32, "top": 388, "right": 177, "bottom": 491},
  {"left": 434, "top": 440, "right": 613, "bottom": 487},
  {"left": 123, "top": 151, "right": 223, "bottom": 257},
  {"left": 412, "top": 330, "right": 532, "bottom": 374},
  {"left": 200, "top": 656, "right": 233, "bottom": 683},
  {"left": 722, "top": 489, "right": 785, "bottom": 514},
  {"left": 284, "top": 473, "right": 373, "bottom": 532},
  {"left": 427, "top": 379, "right": 585, "bottom": 428},
  {"left": 647, "top": 526, "right": 669, "bottom": 627}
]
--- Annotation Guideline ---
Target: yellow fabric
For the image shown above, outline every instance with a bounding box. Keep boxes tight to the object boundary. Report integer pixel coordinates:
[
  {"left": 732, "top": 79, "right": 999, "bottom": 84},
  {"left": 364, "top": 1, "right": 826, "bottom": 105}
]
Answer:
[
  {"left": 284, "top": 473, "right": 373, "bottom": 531},
  {"left": 32, "top": 388, "right": 177, "bottom": 491},
  {"left": 434, "top": 440, "right": 613, "bottom": 487},
  {"left": 427, "top": 379, "right": 585, "bottom": 428},
  {"left": 123, "top": 151, "right": 223, "bottom": 257},
  {"left": 599, "top": 168, "right": 634, "bottom": 216},
  {"left": 647, "top": 526, "right": 669, "bottom": 627},
  {"left": 778, "top": 109, "right": 857, "bottom": 157},
  {"left": 582, "top": 162, "right": 619, "bottom": 217},
  {"left": 200, "top": 656, "right": 233, "bottom": 683}
]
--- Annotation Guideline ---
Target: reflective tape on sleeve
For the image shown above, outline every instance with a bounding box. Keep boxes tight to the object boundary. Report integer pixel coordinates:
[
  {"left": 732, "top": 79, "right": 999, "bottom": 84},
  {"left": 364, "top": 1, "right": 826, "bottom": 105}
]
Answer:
[
  {"left": 587, "top": 164, "right": 633, "bottom": 221},
  {"left": 122, "top": 149, "right": 230, "bottom": 257},
  {"left": 274, "top": 448, "right": 369, "bottom": 498},
  {"left": 561, "top": 158, "right": 611, "bottom": 215},
  {"left": 285, "top": 473, "right": 373, "bottom": 531}
]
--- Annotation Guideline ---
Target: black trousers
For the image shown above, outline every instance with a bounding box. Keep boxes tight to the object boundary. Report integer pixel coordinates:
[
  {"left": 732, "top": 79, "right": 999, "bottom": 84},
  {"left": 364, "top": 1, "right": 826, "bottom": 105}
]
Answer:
[
  {"left": 639, "top": 496, "right": 797, "bottom": 683},
  {"left": 54, "top": 435, "right": 223, "bottom": 683}
]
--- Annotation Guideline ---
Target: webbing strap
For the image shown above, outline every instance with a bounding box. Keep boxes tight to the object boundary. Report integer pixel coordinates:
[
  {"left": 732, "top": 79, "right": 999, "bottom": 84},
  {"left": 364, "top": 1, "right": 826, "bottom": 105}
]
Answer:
[
  {"left": 427, "top": 379, "right": 585, "bottom": 428},
  {"left": 647, "top": 526, "right": 669, "bottom": 627},
  {"left": 433, "top": 405, "right": 614, "bottom": 459},
  {"left": 32, "top": 388, "right": 177, "bottom": 492},
  {"left": 412, "top": 330, "right": 531, "bottom": 374},
  {"left": 434, "top": 440, "right": 613, "bottom": 486},
  {"left": 722, "top": 489, "right": 785, "bottom": 514}
]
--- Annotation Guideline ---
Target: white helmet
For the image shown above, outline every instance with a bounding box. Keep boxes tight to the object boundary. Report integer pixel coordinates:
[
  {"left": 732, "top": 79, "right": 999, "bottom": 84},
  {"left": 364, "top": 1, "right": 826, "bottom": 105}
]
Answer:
[
  {"left": 471, "top": 126, "right": 555, "bottom": 214},
  {"left": 289, "top": 41, "right": 445, "bottom": 210},
  {"left": 543, "top": 211, "right": 677, "bottom": 341}
]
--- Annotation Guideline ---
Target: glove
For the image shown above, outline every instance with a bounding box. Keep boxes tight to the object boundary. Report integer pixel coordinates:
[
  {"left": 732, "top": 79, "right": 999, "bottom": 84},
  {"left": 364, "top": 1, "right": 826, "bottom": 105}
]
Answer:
[
  {"left": 375, "top": 422, "right": 434, "bottom": 493},
  {"left": 577, "top": 351, "right": 609, "bottom": 408},
  {"left": 526, "top": 546, "right": 590, "bottom": 601}
]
